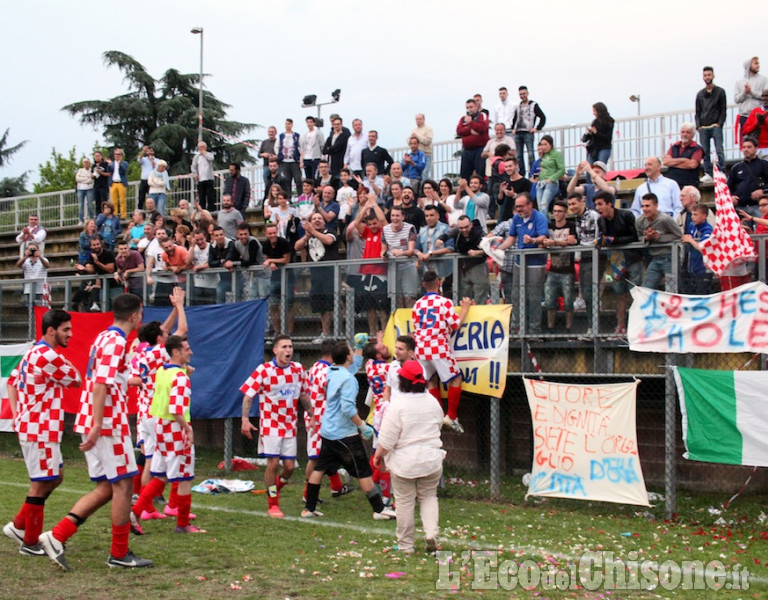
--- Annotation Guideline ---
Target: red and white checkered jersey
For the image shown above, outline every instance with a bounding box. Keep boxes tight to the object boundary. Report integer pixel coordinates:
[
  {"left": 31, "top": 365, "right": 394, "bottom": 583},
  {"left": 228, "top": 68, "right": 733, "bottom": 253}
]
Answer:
[
  {"left": 156, "top": 370, "right": 191, "bottom": 455},
  {"left": 14, "top": 341, "right": 81, "bottom": 443},
  {"left": 304, "top": 359, "right": 331, "bottom": 430},
  {"left": 365, "top": 359, "right": 389, "bottom": 413},
  {"left": 240, "top": 359, "right": 308, "bottom": 438},
  {"left": 131, "top": 344, "right": 169, "bottom": 419},
  {"left": 74, "top": 327, "right": 131, "bottom": 438},
  {"left": 412, "top": 292, "right": 461, "bottom": 361}
]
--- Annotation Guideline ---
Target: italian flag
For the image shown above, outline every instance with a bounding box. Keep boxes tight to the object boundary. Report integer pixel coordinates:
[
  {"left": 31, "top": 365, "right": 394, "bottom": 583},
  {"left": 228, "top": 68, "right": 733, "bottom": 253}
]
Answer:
[
  {"left": 0, "top": 343, "right": 34, "bottom": 433},
  {"left": 674, "top": 367, "right": 768, "bottom": 466}
]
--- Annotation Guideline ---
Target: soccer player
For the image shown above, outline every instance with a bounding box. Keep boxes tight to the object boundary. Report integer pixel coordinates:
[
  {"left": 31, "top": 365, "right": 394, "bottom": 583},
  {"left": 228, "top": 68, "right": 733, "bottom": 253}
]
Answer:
[
  {"left": 362, "top": 339, "right": 393, "bottom": 505},
  {"left": 383, "top": 335, "right": 419, "bottom": 401},
  {"left": 130, "top": 335, "right": 203, "bottom": 533},
  {"left": 3, "top": 310, "right": 81, "bottom": 556},
  {"left": 302, "top": 340, "right": 396, "bottom": 521},
  {"left": 39, "top": 294, "right": 152, "bottom": 570},
  {"left": 241, "top": 335, "right": 311, "bottom": 518},
  {"left": 129, "top": 287, "right": 187, "bottom": 520},
  {"left": 412, "top": 271, "right": 472, "bottom": 433},
  {"left": 303, "top": 337, "right": 365, "bottom": 503}
]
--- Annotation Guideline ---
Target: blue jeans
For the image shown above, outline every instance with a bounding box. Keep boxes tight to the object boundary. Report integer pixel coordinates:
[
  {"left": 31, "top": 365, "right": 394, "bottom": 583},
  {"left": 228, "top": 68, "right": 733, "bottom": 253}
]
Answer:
[
  {"left": 303, "top": 159, "right": 320, "bottom": 180},
  {"left": 544, "top": 271, "right": 575, "bottom": 311},
  {"left": 587, "top": 147, "right": 612, "bottom": 165},
  {"left": 643, "top": 256, "right": 671, "bottom": 290},
  {"left": 514, "top": 131, "right": 535, "bottom": 177},
  {"left": 537, "top": 180, "right": 559, "bottom": 213},
  {"left": 77, "top": 189, "right": 95, "bottom": 222},
  {"left": 149, "top": 192, "right": 167, "bottom": 216},
  {"left": 698, "top": 126, "right": 725, "bottom": 175},
  {"left": 423, "top": 155, "right": 432, "bottom": 179}
]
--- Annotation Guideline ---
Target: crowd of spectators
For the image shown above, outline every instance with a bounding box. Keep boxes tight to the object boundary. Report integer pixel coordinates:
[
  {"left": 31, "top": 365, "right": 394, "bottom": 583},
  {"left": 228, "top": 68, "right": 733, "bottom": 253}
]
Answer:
[{"left": 12, "top": 59, "right": 768, "bottom": 339}]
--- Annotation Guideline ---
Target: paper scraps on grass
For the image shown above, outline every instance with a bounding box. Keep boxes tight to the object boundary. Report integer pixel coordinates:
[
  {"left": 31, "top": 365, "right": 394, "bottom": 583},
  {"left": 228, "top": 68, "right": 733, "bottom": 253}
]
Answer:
[
  {"left": 192, "top": 479, "right": 255, "bottom": 494},
  {"left": 385, "top": 571, "right": 406, "bottom": 578}
]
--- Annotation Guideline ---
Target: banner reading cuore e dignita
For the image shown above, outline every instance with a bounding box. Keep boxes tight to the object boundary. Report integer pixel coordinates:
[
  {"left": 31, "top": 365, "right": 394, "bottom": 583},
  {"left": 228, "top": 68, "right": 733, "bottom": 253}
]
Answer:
[
  {"left": 524, "top": 377, "right": 649, "bottom": 506},
  {"left": 383, "top": 304, "right": 511, "bottom": 398}
]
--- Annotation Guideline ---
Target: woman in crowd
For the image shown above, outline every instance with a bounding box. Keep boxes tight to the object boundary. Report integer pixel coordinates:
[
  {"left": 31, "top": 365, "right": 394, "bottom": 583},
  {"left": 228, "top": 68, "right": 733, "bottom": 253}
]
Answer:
[
  {"left": 174, "top": 224, "right": 191, "bottom": 249},
  {"left": 584, "top": 102, "right": 615, "bottom": 165},
  {"left": 75, "top": 157, "right": 96, "bottom": 224},
  {"left": 262, "top": 183, "right": 284, "bottom": 222},
  {"left": 373, "top": 361, "right": 446, "bottom": 555},
  {"left": 439, "top": 178, "right": 461, "bottom": 227},
  {"left": 536, "top": 135, "right": 565, "bottom": 213},
  {"left": 420, "top": 179, "right": 449, "bottom": 223},
  {"left": 95, "top": 201, "right": 121, "bottom": 251},
  {"left": 78, "top": 219, "right": 98, "bottom": 265},
  {"left": 148, "top": 159, "right": 171, "bottom": 216}
]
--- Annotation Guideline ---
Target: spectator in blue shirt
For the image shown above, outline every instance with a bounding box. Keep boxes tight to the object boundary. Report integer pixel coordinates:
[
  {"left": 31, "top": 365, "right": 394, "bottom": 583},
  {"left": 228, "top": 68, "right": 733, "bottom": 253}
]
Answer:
[
  {"left": 401, "top": 137, "right": 427, "bottom": 194},
  {"left": 680, "top": 204, "right": 714, "bottom": 295},
  {"left": 496, "top": 192, "right": 549, "bottom": 337}
]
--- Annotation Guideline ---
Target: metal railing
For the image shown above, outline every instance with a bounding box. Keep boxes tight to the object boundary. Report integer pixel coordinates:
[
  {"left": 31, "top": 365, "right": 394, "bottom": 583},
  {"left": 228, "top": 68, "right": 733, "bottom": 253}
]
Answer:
[{"left": 1, "top": 105, "right": 746, "bottom": 233}]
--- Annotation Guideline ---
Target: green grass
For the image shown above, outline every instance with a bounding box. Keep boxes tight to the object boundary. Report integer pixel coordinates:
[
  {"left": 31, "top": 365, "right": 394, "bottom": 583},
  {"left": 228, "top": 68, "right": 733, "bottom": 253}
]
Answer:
[{"left": 1, "top": 433, "right": 766, "bottom": 599}]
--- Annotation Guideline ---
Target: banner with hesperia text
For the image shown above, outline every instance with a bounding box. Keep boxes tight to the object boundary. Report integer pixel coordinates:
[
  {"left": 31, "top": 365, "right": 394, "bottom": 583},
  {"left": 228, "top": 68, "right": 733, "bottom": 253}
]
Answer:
[
  {"left": 524, "top": 378, "right": 649, "bottom": 506},
  {"left": 628, "top": 282, "right": 768, "bottom": 354},
  {"left": 382, "top": 305, "right": 511, "bottom": 398}
]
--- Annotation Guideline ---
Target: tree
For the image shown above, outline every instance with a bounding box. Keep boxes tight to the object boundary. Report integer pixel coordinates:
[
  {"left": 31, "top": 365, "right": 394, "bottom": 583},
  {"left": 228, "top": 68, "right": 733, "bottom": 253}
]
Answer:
[
  {"left": 34, "top": 147, "right": 81, "bottom": 194},
  {"left": 0, "top": 128, "right": 27, "bottom": 167},
  {"left": 0, "top": 174, "right": 29, "bottom": 197},
  {"left": 62, "top": 51, "right": 257, "bottom": 176}
]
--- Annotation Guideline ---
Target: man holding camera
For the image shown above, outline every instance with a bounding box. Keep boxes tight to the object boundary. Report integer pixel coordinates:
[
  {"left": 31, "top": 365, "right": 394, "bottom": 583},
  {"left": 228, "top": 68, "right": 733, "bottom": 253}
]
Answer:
[{"left": 16, "top": 243, "right": 49, "bottom": 307}]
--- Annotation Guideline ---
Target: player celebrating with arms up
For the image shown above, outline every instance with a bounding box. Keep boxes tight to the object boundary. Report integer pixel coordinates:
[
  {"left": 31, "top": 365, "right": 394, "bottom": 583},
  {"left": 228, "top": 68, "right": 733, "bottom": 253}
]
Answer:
[{"left": 412, "top": 271, "right": 472, "bottom": 433}]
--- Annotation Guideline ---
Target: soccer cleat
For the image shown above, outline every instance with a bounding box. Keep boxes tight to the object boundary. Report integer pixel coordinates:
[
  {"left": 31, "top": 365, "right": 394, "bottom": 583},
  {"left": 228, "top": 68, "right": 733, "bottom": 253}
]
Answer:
[
  {"left": 267, "top": 505, "right": 285, "bottom": 519},
  {"left": 107, "top": 550, "right": 154, "bottom": 568},
  {"left": 141, "top": 510, "right": 167, "bottom": 520},
  {"left": 425, "top": 538, "right": 438, "bottom": 554},
  {"left": 163, "top": 505, "right": 197, "bottom": 519},
  {"left": 442, "top": 415, "right": 465, "bottom": 434},
  {"left": 129, "top": 510, "right": 145, "bottom": 535},
  {"left": 3, "top": 522, "right": 24, "bottom": 545},
  {"left": 331, "top": 484, "right": 354, "bottom": 498},
  {"left": 39, "top": 531, "right": 69, "bottom": 571},
  {"left": 300, "top": 509, "right": 324, "bottom": 518},
  {"left": 175, "top": 525, "right": 207, "bottom": 534},
  {"left": 373, "top": 507, "right": 397, "bottom": 520},
  {"left": 20, "top": 542, "right": 46, "bottom": 556}
]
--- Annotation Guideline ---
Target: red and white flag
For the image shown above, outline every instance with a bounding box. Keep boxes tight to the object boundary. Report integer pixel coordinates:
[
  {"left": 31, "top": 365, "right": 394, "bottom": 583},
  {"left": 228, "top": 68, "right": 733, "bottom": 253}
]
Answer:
[{"left": 699, "top": 165, "right": 756, "bottom": 276}]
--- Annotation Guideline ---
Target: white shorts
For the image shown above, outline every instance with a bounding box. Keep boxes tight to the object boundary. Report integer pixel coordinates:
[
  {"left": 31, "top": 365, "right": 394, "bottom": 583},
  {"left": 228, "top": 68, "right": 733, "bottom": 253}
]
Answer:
[
  {"left": 258, "top": 435, "right": 297, "bottom": 460},
  {"left": 150, "top": 445, "right": 195, "bottom": 482},
  {"left": 83, "top": 434, "right": 138, "bottom": 483},
  {"left": 420, "top": 356, "right": 460, "bottom": 384},
  {"left": 306, "top": 428, "right": 322, "bottom": 460},
  {"left": 138, "top": 416, "right": 158, "bottom": 457},
  {"left": 21, "top": 440, "right": 63, "bottom": 481}
]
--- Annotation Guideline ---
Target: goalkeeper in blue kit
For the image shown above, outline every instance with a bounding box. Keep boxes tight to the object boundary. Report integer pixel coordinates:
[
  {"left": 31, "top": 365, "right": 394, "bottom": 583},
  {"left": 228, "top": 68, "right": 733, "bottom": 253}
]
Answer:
[{"left": 302, "top": 340, "right": 396, "bottom": 521}]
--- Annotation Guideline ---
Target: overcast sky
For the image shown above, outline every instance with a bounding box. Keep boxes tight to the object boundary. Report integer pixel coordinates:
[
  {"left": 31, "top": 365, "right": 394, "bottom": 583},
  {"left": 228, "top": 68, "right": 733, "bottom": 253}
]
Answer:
[{"left": 0, "top": 0, "right": 754, "bottom": 185}]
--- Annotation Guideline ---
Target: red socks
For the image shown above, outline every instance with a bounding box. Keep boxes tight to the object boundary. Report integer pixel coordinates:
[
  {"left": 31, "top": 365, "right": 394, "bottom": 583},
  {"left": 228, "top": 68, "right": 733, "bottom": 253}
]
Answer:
[
  {"left": 132, "top": 478, "right": 165, "bottom": 517},
  {"left": 168, "top": 481, "right": 179, "bottom": 509},
  {"left": 176, "top": 494, "right": 192, "bottom": 528},
  {"left": 429, "top": 386, "right": 443, "bottom": 406},
  {"left": 24, "top": 503, "right": 44, "bottom": 546},
  {"left": 447, "top": 386, "right": 461, "bottom": 421},
  {"left": 328, "top": 473, "right": 343, "bottom": 492},
  {"left": 110, "top": 522, "right": 130, "bottom": 559},
  {"left": 52, "top": 516, "right": 79, "bottom": 544},
  {"left": 132, "top": 464, "right": 144, "bottom": 496},
  {"left": 267, "top": 485, "right": 279, "bottom": 509},
  {"left": 12, "top": 504, "right": 28, "bottom": 530}
]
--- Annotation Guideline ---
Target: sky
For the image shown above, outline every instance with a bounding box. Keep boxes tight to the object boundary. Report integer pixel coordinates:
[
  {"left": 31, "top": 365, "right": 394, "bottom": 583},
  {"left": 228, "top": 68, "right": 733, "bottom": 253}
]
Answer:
[{"left": 0, "top": 0, "right": 753, "bottom": 186}]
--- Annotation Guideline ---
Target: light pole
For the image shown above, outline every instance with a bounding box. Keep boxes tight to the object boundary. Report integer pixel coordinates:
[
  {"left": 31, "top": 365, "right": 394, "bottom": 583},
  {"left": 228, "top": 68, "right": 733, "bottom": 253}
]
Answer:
[
  {"left": 300, "top": 89, "right": 341, "bottom": 128},
  {"left": 629, "top": 94, "right": 641, "bottom": 165},
  {"left": 191, "top": 27, "right": 204, "bottom": 142}
]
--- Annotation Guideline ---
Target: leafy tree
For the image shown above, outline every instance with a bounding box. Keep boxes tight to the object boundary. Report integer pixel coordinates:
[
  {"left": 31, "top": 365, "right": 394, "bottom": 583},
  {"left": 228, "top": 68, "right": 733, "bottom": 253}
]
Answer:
[
  {"left": 0, "top": 128, "right": 27, "bottom": 167},
  {"left": 33, "top": 147, "right": 81, "bottom": 193},
  {"left": 0, "top": 174, "right": 29, "bottom": 197},
  {"left": 63, "top": 51, "right": 257, "bottom": 176}
]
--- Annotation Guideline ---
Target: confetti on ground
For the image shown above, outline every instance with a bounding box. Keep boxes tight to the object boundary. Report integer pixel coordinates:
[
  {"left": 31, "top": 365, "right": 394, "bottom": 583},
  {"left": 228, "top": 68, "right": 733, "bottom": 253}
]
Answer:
[{"left": 385, "top": 571, "right": 406, "bottom": 578}]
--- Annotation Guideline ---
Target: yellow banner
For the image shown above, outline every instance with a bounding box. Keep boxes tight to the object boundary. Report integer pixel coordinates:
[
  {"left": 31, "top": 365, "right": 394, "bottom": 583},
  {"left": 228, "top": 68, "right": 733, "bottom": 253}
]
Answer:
[{"left": 382, "top": 304, "right": 511, "bottom": 398}]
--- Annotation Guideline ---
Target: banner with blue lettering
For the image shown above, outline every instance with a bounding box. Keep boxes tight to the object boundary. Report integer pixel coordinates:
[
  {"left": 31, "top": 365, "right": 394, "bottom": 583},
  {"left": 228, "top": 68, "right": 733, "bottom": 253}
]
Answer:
[
  {"left": 523, "top": 378, "right": 649, "bottom": 506},
  {"left": 382, "top": 305, "right": 511, "bottom": 398},
  {"left": 628, "top": 282, "right": 768, "bottom": 354},
  {"left": 144, "top": 299, "right": 267, "bottom": 419}
]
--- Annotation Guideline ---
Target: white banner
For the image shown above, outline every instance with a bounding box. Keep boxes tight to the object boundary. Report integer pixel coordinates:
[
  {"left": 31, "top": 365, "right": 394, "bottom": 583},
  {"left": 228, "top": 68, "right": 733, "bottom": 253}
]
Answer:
[
  {"left": 628, "top": 282, "right": 768, "bottom": 354},
  {"left": 524, "top": 378, "right": 649, "bottom": 506}
]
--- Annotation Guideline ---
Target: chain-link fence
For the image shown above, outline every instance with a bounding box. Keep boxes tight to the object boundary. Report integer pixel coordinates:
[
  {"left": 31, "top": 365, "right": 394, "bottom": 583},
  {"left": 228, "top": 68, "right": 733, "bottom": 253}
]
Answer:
[{"left": 3, "top": 238, "right": 767, "bottom": 513}]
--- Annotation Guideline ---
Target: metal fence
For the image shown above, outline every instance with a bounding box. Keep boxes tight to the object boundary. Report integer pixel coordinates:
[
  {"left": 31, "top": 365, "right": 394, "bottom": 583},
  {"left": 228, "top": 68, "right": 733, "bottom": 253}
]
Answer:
[
  {"left": 3, "top": 239, "right": 767, "bottom": 515},
  {"left": 1, "top": 104, "right": 746, "bottom": 233}
]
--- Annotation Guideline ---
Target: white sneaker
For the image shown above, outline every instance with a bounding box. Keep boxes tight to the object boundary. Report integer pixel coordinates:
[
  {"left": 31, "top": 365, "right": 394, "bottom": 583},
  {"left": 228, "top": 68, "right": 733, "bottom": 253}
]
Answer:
[
  {"left": 699, "top": 174, "right": 714, "bottom": 184},
  {"left": 90, "top": 303, "right": 101, "bottom": 312},
  {"left": 39, "top": 531, "right": 69, "bottom": 571},
  {"left": 373, "top": 507, "right": 397, "bottom": 520},
  {"left": 301, "top": 509, "right": 324, "bottom": 518},
  {"left": 3, "top": 521, "right": 23, "bottom": 545},
  {"left": 442, "top": 415, "right": 465, "bottom": 434}
]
